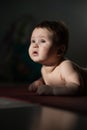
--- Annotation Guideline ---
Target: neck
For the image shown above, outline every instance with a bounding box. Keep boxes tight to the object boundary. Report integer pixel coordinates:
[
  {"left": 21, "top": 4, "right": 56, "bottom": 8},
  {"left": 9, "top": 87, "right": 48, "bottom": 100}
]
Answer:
[
  {"left": 43, "top": 57, "right": 65, "bottom": 73},
  {"left": 43, "top": 64, "right": 57, "bottom": 73}
]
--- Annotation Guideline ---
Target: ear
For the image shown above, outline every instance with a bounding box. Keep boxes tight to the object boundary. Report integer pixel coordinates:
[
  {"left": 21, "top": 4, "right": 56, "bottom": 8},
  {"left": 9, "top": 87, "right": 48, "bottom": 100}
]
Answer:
[{"left": 57, "top": 45, "right": 65, "bottom": 55}]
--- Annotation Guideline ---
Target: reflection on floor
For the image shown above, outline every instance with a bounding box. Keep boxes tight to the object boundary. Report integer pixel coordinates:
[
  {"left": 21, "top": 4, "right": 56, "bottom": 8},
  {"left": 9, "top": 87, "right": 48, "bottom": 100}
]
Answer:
[
  {"left": 36, "top": 107, "right": 78, "bottom": 130},
  {"left": 0, "top": 97, "right": 41, "bottom": 130},
  {"left": 0, "top": 97, "right": 87, "bottom": 130}
]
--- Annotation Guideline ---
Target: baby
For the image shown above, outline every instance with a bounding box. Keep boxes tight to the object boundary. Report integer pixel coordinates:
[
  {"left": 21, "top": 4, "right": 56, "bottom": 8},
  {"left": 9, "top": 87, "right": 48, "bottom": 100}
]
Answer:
[{"left": 28, "top": 20, "right": 87, "bottom": 95}]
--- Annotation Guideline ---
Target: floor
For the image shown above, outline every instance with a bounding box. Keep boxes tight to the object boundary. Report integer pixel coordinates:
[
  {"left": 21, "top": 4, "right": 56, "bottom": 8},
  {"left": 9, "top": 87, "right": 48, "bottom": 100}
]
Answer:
[{"left": 0, "top": 84, "right": 87, "bottom": 130}]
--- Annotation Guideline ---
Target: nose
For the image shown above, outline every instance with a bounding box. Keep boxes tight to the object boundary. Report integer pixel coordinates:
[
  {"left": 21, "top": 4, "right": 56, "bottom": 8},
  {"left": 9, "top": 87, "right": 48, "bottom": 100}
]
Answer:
[{"left": 33, "top": 42, "right": 39, "bottom": 48}]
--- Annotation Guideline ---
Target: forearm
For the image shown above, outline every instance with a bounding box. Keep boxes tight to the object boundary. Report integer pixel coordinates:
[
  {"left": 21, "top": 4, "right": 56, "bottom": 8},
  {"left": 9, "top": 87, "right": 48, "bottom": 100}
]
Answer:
[
  {"left": 53, "top": 82, "right": 80, "bottom": 95},
  {"left": 38, "top": 77, "right": 45, "bottom": 84},
  {"left": 36, "top": 84, "right": 80, "bottom": 96},
  {"left": 28, "top": 77, "right": 45, "bottom": 92},
  {"left": 53, "top": 86, "right": 79, "bottom": 95}
]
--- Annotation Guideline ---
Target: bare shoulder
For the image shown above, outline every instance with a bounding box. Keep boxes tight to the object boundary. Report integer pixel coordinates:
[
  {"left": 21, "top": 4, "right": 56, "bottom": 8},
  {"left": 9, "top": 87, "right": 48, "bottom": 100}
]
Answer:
[
  {"left": 60, "top": 59, "right": 72, "bottom": 65},
  {"left": 61, "top": 59, "right": 87, "bottom": 79},
  {"left": 59, "top": 59, "right": 83, "bottom": 69},
  {"left": 59, "top": 59, "right": 77, "bottom": 69},
  {"left": 60, "top": 59, "right": 77, "bottom": 65},
  {"left": 58, "top": 59, "right": 82, "bottom": 77}
]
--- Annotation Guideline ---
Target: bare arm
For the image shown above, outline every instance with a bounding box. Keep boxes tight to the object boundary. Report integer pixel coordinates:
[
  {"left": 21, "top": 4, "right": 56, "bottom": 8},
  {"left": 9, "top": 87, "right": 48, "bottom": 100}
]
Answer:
[
  {"left": 36, "top": 83, "right": 80, "bottom": 95},
  {"left": 53, "top": 83, "right": 80, "bottom": 95},
  {"left": 37, "top": 61, "right": 82, "bottom": 95},
  {"left": 28, "top": 77, "right": 45, "bottom": 92}
]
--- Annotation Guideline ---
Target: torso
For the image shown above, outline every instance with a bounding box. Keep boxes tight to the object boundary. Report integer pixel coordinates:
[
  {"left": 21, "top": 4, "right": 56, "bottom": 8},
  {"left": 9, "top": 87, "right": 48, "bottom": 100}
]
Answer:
[
  {"left": 41, "top": 59, "right": 87, "bottom": 88},
  {"left": 41, "top": 63, "right": 65, "bottom": 87}
]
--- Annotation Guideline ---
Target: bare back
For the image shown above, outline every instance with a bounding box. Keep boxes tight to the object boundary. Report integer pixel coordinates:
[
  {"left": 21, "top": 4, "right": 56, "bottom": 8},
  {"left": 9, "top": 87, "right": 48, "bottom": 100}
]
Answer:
[{"left": 41, "top": 60, "right": 87, "bottom": 89}]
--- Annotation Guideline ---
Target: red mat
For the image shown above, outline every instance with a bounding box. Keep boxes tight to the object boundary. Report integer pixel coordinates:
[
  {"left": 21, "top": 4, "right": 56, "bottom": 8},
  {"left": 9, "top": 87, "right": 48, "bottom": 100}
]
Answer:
[{"left": 0, "top": 84, "right": 87, "bottom": 114}]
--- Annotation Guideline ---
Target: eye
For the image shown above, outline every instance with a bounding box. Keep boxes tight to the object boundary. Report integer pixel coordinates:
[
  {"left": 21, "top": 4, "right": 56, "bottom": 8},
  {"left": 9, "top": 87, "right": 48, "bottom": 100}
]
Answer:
[
  {"left": 31, "top": 39, "right": 35, "bottom": 43},
  {"left": 41, "top": 39, "right": 46, "bottom": 43}
]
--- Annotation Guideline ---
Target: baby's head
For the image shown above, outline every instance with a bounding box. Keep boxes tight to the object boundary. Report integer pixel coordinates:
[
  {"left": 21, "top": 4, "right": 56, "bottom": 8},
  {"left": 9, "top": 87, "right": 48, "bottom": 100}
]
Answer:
[
  {"left": 32, "top": 20, "right": 69, "bottom": 55},
  {"left": 29, "top": 20, "right": 69, "bottom": 65}
]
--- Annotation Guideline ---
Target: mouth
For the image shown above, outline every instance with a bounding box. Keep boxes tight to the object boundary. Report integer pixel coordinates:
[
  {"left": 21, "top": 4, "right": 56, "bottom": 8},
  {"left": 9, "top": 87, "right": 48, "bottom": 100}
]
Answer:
[{"left": 32, "top": 51, "right": 38, "bottom": 56}]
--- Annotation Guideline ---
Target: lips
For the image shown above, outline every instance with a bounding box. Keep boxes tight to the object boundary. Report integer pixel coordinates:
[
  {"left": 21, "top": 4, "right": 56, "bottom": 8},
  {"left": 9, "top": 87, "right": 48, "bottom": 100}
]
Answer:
[{"left": 32, "top": 51, "right": 38, "bottom": 56}]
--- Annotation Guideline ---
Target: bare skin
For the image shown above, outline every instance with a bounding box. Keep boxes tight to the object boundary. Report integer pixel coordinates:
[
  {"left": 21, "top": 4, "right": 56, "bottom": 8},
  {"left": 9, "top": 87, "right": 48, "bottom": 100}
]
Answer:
[{"left": 28, "top": 27, "right": 87, "bottom": 95}]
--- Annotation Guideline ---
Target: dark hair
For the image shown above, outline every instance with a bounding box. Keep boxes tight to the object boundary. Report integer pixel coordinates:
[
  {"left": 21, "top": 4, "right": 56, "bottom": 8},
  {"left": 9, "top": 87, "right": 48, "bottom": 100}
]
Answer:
[{"left": 33, "top": 20, "right": 69, "bottom": 54}]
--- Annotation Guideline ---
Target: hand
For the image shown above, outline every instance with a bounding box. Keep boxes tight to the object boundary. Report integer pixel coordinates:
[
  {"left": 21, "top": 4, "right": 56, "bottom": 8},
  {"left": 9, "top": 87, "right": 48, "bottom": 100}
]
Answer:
[
  {"left": 28, "top": 79, "right": 44, "bottom": 92},
  {"left": 36, "top": 85, "right": 53, "bottom": 95}
]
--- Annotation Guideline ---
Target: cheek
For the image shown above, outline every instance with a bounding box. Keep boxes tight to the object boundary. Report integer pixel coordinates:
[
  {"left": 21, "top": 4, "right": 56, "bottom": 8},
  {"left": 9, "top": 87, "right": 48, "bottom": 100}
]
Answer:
[
  {"left": 28, "top": 46, "right": 31, "bottom": 56},
  {"left": 41, "top": 46, "right": 50, "bottom": 55},
  {"left": 40, "top": 47, "right": 53, "bottom": 60},
  {"left": 46, "top": 46, "right": 57, "bottom": 56}
]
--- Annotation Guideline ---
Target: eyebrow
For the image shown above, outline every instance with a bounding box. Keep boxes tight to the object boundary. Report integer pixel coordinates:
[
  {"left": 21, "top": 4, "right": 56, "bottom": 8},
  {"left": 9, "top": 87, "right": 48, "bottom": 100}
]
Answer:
[{"left": 31, "top": 36, "right": 47, "bottom": 39}]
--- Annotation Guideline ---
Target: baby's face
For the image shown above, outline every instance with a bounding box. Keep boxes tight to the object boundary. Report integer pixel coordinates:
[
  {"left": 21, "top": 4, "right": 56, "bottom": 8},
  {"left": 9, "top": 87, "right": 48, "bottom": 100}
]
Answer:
[{"left": 29, "top": 27, "right": 58, "bottom": 65}]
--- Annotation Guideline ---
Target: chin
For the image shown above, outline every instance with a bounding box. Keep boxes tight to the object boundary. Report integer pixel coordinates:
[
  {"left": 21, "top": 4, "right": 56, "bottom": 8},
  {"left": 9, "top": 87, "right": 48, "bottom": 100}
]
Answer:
[
  {"left": 32, "top": 59, "right": 40, "bottom": 63},
  {"left": 31, "top": 57, "right": 43, "bottom": 64},
  {"left": 34, "top": 60, "right": 43, "bottom": 64}
]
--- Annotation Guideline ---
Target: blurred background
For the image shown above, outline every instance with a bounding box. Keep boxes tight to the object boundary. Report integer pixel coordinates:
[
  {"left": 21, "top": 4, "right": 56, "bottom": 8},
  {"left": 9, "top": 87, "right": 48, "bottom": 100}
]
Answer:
[{"left": 0, "top": 0, "right": 87, "bottom": 84}]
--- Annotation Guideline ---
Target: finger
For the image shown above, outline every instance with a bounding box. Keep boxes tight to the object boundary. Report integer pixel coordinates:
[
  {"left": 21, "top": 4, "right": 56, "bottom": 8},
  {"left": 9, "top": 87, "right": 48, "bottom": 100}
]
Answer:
[
  {"left": 36, "top": 86, "right": 44, "bottom": 95},
  {"left": 28, "top": 85, "right": 33, "bottom": 91}
]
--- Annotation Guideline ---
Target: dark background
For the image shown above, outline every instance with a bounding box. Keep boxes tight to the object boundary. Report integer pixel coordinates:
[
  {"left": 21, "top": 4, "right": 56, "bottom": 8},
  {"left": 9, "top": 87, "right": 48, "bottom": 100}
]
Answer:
[{"left": 0, "top": 0, "right": 87, "bottom": 83}]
